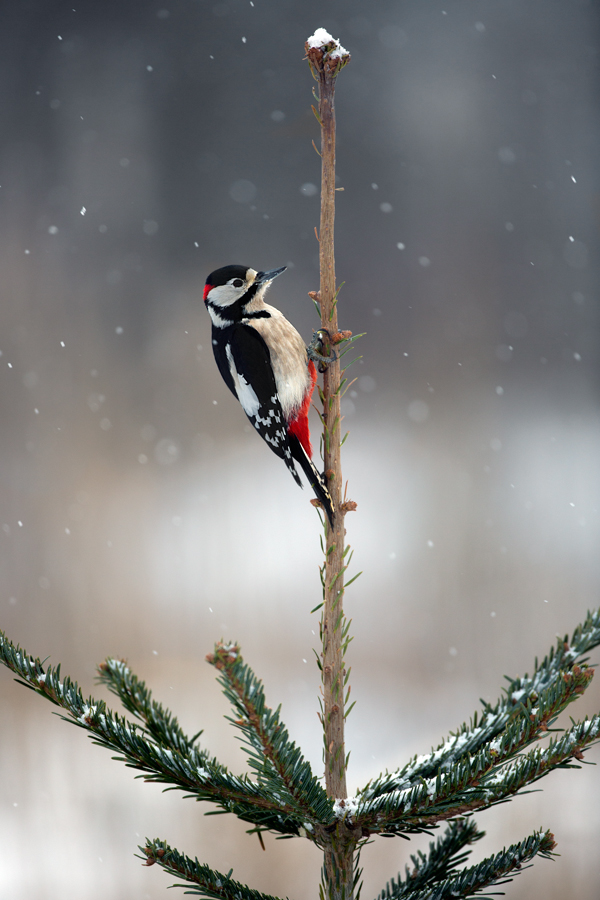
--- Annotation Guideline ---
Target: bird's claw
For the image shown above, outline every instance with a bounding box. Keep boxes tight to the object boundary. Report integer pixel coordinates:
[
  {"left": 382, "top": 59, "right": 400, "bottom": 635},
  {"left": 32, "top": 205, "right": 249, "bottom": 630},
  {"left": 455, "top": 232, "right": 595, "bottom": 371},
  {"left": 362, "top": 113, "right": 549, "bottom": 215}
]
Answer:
[{"left": 307, "top": 329, "right": 338, "bottom": 371}]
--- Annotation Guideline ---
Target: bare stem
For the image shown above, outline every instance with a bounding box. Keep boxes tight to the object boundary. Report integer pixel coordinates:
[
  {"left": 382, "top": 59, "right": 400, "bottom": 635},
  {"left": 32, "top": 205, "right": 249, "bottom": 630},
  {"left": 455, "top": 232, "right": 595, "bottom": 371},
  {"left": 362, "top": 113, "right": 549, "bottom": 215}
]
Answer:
[
  {"left": 305, "top": 33, "right": 355, "bottom": 900},
  {"left": 318, "top": 70, "right": 347, "bottom": 806}
]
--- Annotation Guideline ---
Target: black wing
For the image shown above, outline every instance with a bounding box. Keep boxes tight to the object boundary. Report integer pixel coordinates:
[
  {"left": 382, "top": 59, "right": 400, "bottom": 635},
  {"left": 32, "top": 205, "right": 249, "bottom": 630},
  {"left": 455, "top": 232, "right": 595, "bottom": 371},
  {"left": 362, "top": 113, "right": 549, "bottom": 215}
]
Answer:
[
  {"left": 289, "top": 435, "right": 335, "bottom": 525},
  {"left": 211, "top": 324, "right": 238, "bottom": 400},
  {"left": 214, "top": 323, "right": 302, "bottom": 486}
]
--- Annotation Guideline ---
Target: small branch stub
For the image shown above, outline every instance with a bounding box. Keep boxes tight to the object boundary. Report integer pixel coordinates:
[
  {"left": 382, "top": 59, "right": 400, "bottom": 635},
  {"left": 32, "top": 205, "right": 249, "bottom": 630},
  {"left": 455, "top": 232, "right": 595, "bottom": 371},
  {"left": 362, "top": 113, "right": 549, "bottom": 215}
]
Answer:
[{"left": 331, "top": 330, "right": 353, "bottom": 344}]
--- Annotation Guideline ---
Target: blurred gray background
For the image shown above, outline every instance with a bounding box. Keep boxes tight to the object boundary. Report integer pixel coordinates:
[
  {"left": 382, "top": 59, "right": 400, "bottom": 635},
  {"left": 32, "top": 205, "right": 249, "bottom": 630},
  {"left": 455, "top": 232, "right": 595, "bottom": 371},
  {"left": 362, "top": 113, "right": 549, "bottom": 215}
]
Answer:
[{"left": 1, "top": 0, "right": 599, "bottom": 898}]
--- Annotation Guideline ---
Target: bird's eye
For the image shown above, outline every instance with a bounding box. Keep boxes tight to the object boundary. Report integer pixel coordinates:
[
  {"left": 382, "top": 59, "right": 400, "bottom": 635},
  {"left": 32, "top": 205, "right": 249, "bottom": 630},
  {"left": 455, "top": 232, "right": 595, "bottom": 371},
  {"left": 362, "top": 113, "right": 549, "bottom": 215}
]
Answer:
[{"left": 232, "top": 279, "right": 244, "bottom": 288}]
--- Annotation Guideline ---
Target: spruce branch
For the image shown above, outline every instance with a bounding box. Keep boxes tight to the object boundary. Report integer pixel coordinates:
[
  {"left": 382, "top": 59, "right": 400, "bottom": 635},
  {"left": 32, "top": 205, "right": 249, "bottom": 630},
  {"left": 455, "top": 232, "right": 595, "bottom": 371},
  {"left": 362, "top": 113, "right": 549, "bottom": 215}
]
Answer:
[
  {"left": 383, "top": 820, "right": 485, "bottom": 897},
  {"left": 97, "top": 656, "right": 202, "bottom": 754},
  {"left": 363, "top": 610, "right": 600, "bottom": 802},
  {"left": 375, "top": 829, "right": 557, "bottom": 900},
  {"left": 207, "top": 641, "right": 333, "bottom": 827},
  {"left": 0, "top": 631, "right": 304, "bottom": 835},
  {"left": 357, "top": 713, "right": 600, "bottom": 832},
  {"left": 141, "top": 839, "right": 289, "bottom": 900}
]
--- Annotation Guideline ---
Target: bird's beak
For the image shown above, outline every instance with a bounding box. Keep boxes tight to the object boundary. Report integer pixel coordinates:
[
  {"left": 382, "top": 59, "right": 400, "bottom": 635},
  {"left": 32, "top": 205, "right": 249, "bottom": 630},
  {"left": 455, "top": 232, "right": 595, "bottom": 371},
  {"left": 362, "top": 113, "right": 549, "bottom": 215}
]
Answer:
[{"left": 255, "top": 266, "right": 287, "bottom": 284}]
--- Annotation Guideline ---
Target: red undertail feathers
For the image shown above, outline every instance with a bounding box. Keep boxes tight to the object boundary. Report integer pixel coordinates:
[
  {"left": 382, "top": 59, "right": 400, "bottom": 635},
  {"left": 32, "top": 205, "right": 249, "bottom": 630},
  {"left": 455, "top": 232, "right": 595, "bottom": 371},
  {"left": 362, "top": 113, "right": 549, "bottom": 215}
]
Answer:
[{"left": 287, "top": 360, "right": 317, "bottom": 457}]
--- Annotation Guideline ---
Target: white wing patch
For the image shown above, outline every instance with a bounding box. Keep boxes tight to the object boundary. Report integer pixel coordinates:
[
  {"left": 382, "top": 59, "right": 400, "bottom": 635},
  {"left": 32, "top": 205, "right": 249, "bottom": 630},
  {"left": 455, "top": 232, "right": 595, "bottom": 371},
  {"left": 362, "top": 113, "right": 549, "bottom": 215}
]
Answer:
[
  {"left": 226, "top": 345, "right": 260, "bottom": 417},
  {"left": 225, "top": 342, "right": 292, "bottom": 466}
]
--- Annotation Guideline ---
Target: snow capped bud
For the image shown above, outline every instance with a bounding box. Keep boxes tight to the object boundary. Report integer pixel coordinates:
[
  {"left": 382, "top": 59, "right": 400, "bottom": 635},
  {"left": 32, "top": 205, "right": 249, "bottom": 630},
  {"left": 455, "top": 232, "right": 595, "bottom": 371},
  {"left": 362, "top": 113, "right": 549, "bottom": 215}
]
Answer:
[{"left": 305, "top": 28, "right": 350, "bottom": 77}]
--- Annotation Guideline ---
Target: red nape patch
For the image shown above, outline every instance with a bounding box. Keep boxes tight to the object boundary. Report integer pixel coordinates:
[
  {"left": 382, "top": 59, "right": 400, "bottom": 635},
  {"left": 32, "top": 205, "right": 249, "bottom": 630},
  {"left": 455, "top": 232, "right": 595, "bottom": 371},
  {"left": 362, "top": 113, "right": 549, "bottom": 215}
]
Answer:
[
  {"left": 288, "top": 361, "right": 318, "bottom": 457},
  {"left": 203, "top": 284, "right": 211, "bottom": 302}
]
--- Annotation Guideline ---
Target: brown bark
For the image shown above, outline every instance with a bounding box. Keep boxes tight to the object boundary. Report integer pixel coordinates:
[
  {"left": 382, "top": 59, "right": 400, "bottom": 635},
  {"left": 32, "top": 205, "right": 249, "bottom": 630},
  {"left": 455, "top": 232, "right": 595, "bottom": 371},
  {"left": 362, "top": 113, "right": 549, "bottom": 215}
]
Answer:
[
  {"left": 318, "top": 74, "right": 348, "bottom": 807},
  {"left": 305, "top": 37, "right": 355, "bottom": 900}
]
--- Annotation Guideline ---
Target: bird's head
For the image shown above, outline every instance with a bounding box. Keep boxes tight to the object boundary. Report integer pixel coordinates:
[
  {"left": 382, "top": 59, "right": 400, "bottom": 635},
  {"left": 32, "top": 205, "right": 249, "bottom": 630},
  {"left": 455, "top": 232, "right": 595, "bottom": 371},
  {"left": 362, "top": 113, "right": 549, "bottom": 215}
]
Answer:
[{"left": 203, "top": 265, "right": 286, "bottom": 311}]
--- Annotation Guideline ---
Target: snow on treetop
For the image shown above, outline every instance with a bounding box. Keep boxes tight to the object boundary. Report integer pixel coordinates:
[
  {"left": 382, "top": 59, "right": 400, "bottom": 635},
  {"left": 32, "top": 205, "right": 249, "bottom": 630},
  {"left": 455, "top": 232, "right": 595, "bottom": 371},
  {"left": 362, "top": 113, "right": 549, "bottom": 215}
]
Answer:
[
  {"left": 306, "top": 28, "right": 348, "bottom": 58},
  {"left": 307, "top": 28, "right": 334, "bottom": 47}
]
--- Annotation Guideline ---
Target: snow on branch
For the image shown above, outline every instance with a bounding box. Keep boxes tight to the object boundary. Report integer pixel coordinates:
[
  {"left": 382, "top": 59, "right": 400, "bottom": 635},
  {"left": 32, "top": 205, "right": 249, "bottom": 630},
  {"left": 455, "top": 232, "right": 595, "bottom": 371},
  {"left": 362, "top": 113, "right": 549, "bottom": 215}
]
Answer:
[
  {"left": 362, "top": 609, "right": 600, "bottom": 802},
  {"left": 355, "top": 713, "right": 600, "bottom": 834}
]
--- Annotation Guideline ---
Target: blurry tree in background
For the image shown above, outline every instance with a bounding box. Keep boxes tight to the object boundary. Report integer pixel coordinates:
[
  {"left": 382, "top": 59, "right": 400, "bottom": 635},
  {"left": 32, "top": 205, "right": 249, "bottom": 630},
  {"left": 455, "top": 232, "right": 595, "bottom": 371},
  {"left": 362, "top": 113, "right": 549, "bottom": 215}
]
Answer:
[{"left": 1, "top": 1, "right": 600, "bottom": 899}]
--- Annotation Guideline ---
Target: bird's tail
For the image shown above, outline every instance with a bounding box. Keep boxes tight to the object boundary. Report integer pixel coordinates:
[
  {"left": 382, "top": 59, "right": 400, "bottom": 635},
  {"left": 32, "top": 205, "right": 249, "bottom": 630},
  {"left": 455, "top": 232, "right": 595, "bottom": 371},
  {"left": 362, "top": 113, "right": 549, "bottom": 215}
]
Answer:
[{"left": 289, "top": 435, "right": 335, "bottom": 526}]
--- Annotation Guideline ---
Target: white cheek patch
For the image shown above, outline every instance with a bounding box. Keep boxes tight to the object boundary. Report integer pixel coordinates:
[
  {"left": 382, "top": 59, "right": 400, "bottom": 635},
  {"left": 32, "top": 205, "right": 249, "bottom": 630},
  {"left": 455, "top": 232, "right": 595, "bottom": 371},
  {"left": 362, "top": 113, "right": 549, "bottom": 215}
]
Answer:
[
  {"left": 209, "top": 283, "right": 242, "bottom": 307},
  {"left": 226, "top": 346, "right": 260, "bottom": 417}
]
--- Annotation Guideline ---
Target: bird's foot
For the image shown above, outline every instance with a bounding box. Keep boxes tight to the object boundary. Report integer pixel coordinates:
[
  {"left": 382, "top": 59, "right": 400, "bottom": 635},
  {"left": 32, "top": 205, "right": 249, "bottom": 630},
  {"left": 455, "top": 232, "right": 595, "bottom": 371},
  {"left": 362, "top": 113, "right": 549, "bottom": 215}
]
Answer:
[{"left": 307, "top": 329, "right": 338, "bottom": 371}]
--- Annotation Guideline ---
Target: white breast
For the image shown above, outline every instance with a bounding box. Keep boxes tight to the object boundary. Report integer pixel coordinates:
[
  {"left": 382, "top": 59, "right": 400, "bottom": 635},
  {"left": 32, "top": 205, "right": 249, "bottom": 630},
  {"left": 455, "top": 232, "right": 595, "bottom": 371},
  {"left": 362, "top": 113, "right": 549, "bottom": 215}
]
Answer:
[{"left": 246, "top": 306, "right": 310, "bottom": 420}]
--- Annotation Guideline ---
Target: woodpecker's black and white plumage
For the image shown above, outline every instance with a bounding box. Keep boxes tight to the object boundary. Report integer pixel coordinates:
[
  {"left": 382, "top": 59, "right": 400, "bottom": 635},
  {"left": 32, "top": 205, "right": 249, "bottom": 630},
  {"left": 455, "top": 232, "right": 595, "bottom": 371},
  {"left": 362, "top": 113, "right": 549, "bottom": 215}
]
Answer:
[{"left": 204, "top": 264, "right": 334, "bottom": 523}]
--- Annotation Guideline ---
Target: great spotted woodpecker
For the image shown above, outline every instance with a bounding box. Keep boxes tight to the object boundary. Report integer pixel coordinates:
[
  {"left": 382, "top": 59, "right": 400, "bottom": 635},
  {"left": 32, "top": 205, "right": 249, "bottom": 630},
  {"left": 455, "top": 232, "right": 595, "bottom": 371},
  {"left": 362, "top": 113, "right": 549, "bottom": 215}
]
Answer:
[{"left": 204, "top": 264, "right": 334, "bottom": 523}]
